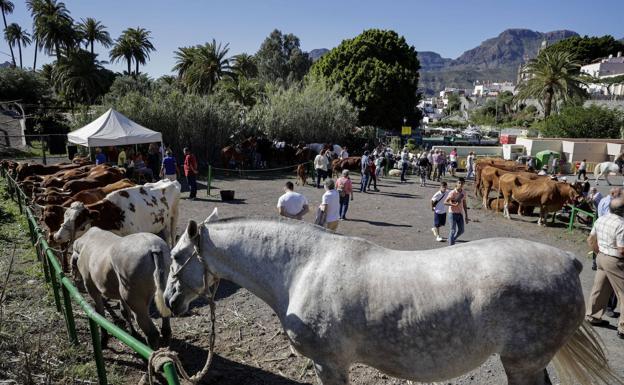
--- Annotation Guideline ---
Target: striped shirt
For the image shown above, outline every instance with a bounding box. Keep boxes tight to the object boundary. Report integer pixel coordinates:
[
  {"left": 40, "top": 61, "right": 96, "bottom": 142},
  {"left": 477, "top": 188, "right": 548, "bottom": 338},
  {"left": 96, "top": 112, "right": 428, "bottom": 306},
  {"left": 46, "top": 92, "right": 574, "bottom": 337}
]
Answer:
[{"left": 590, "top": 213, "right": 624, "bottom": 257}]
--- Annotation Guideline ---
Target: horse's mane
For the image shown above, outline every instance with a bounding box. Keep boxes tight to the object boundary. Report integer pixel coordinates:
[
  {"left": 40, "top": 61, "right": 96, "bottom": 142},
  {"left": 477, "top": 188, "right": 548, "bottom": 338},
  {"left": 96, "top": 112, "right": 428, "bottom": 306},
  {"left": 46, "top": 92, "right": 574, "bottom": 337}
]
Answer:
[{"left": 205, "top": 215, "right": 385, "bottom": 249}]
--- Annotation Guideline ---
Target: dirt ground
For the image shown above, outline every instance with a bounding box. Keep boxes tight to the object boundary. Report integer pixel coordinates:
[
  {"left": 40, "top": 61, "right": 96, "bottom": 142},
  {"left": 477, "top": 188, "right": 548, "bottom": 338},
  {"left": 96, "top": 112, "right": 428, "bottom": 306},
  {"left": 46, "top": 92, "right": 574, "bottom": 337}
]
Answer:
[{"left": 4, "top": 168, "right": 624, "bottom": 384}]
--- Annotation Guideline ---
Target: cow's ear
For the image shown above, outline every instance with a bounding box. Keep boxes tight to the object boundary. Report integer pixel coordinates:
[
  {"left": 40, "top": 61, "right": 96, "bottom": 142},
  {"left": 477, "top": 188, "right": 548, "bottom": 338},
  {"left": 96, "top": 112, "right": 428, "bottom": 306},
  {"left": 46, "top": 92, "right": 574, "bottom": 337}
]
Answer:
[
  {"left": 88, "top": 210, "right": 100, "bottom": 220},
  {"left": 187, "top": 220, "right": 198, "bottom": 239},
  {"left": 205, "top": 208, "right": 219, "bottom": 223}
]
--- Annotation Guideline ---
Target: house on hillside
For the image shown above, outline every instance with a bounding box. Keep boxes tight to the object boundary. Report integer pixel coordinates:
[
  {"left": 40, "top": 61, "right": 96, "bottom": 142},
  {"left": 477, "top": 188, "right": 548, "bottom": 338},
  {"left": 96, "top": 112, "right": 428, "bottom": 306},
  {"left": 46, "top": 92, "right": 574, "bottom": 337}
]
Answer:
[
  {"left": 581, "top": 52, "right": 624, "bottom": 96},
  {"left": 472, "top": 81, "right": 516, "bottom": 97}
]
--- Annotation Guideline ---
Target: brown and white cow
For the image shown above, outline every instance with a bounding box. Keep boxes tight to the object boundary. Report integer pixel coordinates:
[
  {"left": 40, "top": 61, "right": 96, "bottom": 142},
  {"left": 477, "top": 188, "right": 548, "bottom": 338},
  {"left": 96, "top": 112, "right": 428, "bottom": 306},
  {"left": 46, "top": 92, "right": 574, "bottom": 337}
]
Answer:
[{"left": 53, "top": 180, "right": 181, "bottom": 247}]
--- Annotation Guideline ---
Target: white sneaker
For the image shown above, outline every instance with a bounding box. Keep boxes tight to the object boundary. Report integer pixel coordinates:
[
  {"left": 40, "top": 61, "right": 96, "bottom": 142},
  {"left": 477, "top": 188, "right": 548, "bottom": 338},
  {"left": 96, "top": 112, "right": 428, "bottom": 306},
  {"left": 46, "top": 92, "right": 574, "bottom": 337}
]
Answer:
[{"left": 436, "top": 236, "right": 444, "bottom": 242}]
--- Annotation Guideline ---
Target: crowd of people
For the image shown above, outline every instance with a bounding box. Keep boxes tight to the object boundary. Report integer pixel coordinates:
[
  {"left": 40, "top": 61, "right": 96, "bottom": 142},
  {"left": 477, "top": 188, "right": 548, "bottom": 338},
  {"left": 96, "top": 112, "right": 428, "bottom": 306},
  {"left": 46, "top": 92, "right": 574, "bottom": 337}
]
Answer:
[{"left": 88, "top": 143, "right": 201, "bottom": 200}]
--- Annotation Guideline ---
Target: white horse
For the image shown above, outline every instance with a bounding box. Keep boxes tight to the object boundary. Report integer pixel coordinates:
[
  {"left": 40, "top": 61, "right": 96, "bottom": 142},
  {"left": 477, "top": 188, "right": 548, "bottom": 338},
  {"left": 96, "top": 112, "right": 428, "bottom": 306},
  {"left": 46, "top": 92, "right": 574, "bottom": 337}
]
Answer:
[
  {"left": 164, "top": 210, "right": 623, "bottom": 385},
  {"left": 308, "top": 143, "right": 343, "bottom": 157},
  {"left": 594, "top": 161, "right": 620, "bottom": 185}
]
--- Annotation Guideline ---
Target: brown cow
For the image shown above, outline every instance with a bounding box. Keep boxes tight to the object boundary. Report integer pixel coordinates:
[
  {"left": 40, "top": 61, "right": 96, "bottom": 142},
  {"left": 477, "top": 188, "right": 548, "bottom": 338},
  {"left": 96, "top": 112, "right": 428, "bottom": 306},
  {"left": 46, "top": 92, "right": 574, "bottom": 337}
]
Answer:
[
  {"left": 503, "top": 179, "right": 581, "bottom": 225},
  {"left": 62, "top": 168, "right": 125, "bottom": 194},
  {"left": 474, "top": 159, "right": 526, "bottom": 198},
  {"left": 295, "top": 164, "right": 307, "bottom": 186},
  {"left": 497, "top": 173, "right": 549, "bottom": 216},
  {"left": 16, "top": 162, "right": 87, "bottom": 181},
  {"left": 487, "top": 197, "right": 533, "bottom": 216},
  {"left": 62, "top": 179, "right": 135, "bottom": 207},
  {"left": 478, "top": 166, "right": 518, "bottom": 207},
  {"left": 332, "top": 157, "right": 361, "bottom": 178},
  {"left": 41, "top": 204, "right": 66, "bottom": 236}
]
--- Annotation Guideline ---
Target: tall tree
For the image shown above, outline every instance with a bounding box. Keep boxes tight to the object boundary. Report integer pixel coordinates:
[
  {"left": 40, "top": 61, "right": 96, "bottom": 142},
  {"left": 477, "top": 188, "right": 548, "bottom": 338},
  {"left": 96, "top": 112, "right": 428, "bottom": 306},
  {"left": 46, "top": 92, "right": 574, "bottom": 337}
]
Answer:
[
  {"left": 52, "top": 49, "right": 105, "bottom": 104},
  {"left": 231, "top": 53, "right": 258, "bottom": 79},
  {"left": 127, "top": 27, "right": 155, "bottom": 75},
  {"left": 173, "top": 39, "right": 231, "bottom": 93},
  {"left": 255, "top": 29, "right": 311, "bottom": 84},
  {"left": 515, "top": 51, "right": 587, "bottom": 117},
  {"left": 4, "top": 23, "right": 32, "bottom": 68},
  {"left": 31, "top": 0, "right": 75, "bottom": 62},
  {"left": 0, "top": 0, "right": 16, "bottom": 66},
  {"left": 76, "top": 17, "right": 112, "bottom": 55},
  {"left": 310, "top": 29, "right": 420, "bottom": 130},
  {"left": 25, "top": 0, "right": 42, "bottom": 71},
  {"left": 109, "top": 34, "right": 133, "bottom": 75},
  {"left": 541, "top": 35, "right": 624, "bottom": 65}
]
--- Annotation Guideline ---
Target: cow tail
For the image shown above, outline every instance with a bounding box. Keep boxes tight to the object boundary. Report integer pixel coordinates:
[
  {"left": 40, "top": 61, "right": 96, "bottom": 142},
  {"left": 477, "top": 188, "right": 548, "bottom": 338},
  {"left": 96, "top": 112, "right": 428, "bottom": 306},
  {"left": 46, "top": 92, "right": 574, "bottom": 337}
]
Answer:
[{"left": 152, "top": 249, "right": 172, "bottom": 317}]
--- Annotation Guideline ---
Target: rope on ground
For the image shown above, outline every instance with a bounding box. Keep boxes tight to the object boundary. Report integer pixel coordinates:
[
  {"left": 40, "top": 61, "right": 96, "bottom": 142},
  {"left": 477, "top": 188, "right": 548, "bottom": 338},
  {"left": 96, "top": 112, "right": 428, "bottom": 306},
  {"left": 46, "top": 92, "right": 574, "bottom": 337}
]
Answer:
[
  {"left": 148, "top": 286, "right": 218, "bottom": 385},
  {"left": 210, "top": 161, "right": 312, "bottom": 173}
]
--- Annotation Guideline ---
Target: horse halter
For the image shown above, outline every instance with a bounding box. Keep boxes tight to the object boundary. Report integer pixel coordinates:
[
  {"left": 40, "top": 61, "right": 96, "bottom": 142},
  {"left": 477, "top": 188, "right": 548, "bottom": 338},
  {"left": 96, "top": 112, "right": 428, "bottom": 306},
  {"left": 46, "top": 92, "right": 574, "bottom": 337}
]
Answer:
[{"left": 171, "top": 230, "right": 219, "bottom": 299}]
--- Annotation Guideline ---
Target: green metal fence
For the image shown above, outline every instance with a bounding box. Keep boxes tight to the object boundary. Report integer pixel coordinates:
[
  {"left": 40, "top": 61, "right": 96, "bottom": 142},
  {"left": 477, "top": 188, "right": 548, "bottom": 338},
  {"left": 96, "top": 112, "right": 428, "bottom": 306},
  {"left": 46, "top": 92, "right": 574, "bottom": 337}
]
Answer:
[{"left": 1, "top": 170, "right": 181, "bottom": 385}]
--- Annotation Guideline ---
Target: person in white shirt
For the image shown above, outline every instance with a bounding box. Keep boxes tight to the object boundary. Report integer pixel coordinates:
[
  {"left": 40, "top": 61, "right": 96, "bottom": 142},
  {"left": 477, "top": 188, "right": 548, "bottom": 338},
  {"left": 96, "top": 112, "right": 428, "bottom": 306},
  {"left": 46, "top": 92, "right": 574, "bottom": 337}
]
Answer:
[
  {"left": 430, "top": 181, "right": 449, "bottom": 242},
  {"left": 466, "top": 151, "right": 475, "bottom": 179},
  {"left": 577, "top": 159, "right": 587, "bottom": 181},
  {"left": 340, "top": 147, "right": 349, "bottom": 160},
  {"left": 320, "top": 179, "right": 341, "bottom": 231},
  {"left": 400, "top": 147, "right": 409, "bottom": 183},
  {"left": 314, "top": 150, "right": 329, "bottom": 188},
  {"left": 277, "top": 182, "right": 309, "bottom": 220}
]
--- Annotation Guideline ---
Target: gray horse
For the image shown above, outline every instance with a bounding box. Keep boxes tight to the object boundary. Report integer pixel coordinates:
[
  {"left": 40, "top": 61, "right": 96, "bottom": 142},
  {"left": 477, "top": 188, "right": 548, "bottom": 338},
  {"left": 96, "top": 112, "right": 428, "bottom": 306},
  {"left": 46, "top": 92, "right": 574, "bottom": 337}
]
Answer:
[
  {"left": 164, "top": 209, "right": 622, "bottom": 385},
  {"left": 72, "top": 227, "right": 172, "bottom": 348}
]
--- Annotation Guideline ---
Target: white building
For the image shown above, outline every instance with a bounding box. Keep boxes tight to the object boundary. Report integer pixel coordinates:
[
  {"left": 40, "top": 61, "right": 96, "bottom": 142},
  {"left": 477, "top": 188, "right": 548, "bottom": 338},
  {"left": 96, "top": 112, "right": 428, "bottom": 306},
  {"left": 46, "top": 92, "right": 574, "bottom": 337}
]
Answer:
[
  {"left": 472, "top": 81, "right": 516, "bottom": 97},
  {"left": 581, "top": 52, "right": 624, "bottom": 96}
]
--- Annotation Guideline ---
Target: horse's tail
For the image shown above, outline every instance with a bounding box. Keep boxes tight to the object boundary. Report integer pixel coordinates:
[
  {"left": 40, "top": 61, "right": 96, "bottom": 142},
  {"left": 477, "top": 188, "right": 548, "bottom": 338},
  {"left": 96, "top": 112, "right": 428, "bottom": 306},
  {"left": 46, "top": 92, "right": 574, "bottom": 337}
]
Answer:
[
  {"left": 593, "top": 163, "right": 602, "bottom": 178},
  {"left": 151, "top": 249, "right": 172, "bottom": 318},
  {"left": 552, "top": 321, "right": 624, "bottom": 385}
]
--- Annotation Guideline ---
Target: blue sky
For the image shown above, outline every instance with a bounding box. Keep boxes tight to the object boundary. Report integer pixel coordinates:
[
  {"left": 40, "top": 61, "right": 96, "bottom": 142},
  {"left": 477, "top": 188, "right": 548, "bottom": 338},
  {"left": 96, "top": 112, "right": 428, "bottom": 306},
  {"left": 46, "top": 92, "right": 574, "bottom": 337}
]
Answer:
[{"left": 1, "top": 0, "right": 623, "bottom": 77}]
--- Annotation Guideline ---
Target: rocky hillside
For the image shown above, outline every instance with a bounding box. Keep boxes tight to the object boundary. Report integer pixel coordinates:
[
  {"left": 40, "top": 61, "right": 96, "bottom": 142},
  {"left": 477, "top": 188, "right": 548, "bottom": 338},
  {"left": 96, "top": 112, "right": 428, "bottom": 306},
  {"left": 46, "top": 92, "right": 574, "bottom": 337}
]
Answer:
[
  {"left": 309, "top": 48, "right": 329, "bottom": 62},
  {"left": 451, "top": 29, "right": 578, "bottom": 69},
  {"left": 418, "top": 28, "right": 579, "bottom": 94}
]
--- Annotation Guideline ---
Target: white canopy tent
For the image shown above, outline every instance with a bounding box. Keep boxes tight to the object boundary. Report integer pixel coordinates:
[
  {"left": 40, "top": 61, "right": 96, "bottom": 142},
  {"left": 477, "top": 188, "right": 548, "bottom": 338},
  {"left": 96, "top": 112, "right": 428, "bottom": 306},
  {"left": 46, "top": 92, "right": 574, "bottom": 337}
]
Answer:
[{"left": 68, "top": 108, "right": 162, "bottom": 148}]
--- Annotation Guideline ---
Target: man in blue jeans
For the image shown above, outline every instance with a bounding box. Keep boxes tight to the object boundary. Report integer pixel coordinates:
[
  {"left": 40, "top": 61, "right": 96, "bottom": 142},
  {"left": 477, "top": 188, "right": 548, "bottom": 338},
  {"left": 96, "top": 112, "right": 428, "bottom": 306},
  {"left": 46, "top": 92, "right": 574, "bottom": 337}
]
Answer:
[
  {"left": 444, "top": 177, "right": 469, "bottom": 245},
  {"left": 360, "top": 151, "right": 370, "bottom": 192}
]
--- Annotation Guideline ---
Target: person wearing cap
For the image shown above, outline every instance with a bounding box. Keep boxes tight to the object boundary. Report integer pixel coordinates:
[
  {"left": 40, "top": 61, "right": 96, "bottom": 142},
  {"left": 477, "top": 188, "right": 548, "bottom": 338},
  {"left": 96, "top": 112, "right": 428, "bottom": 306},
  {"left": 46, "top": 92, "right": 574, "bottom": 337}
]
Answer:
[{"left": 336, "top": 169, "right": 354, "bottom": 220}]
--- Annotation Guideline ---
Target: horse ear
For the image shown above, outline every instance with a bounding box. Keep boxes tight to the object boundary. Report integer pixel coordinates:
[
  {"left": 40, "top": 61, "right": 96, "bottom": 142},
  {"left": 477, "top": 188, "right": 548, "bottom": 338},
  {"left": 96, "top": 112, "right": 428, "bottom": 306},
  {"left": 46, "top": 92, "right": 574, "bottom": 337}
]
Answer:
[
  {"left": 205, "top": 208, "right": 219, "bottom": 223},
  {"left": 187, "top": 220, "right": 198, "bottom": 239}
]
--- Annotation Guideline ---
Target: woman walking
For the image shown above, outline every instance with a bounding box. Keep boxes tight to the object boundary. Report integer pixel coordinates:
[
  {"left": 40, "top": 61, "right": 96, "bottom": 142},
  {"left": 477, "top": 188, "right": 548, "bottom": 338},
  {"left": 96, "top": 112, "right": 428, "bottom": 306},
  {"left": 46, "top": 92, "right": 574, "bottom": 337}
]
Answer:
[{"left": 336, "top": 170, "right": 354, "bottom": 220}]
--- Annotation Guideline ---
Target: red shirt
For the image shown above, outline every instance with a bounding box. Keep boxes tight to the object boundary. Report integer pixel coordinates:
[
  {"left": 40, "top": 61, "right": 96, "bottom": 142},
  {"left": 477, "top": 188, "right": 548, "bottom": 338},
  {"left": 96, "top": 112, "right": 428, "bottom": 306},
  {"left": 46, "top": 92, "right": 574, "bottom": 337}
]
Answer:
[{"left": 184, "top": 154, "right": 197, "bottom": 176}]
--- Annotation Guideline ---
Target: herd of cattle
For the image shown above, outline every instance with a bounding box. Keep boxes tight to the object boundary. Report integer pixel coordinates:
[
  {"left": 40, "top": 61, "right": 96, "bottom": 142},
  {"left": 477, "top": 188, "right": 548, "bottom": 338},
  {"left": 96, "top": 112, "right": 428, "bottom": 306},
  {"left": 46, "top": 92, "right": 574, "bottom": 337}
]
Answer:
[
  {"left": 474, "top": 158, "right": 582, "bottom": 225},
  {"left": 1, "top": 158, "right": 181, "bottom": 267}
]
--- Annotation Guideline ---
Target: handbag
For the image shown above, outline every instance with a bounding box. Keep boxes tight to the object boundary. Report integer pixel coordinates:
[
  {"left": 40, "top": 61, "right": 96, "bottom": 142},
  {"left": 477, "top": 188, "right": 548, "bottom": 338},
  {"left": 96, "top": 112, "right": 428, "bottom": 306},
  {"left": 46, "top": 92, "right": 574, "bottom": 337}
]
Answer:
[{"left": 314, "top": 207, "right": 327, "bottom": 226}]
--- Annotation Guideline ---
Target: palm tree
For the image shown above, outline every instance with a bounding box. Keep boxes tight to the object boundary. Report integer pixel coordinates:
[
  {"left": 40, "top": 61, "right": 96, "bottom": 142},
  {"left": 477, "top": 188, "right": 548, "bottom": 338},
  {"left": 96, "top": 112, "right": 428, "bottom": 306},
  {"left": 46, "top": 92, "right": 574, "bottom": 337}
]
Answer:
[
  {"left": 126, "top": 27, "right": 155, "bottom": 75},
  {"left": 515, "top": 51, "right": 587, "bottom": 117},
  {"left": 231, "top": 53, "right": 258, "bottom": 79},
  {"left": 173, "top": 40, "right": 232, "bottom": 93},
  {"left": 0, "top": 0, "right": 16, "bottom": 66},
  {"left": 52, "top": 49, "right": 105, "bottom": 104},
  {"left": 4, "top": 23, "right": 32, "bottom": 68},
  {"left": 109, "top": 34, "right": 133, "bottom": 75},
  {"left": 26, "top": 0, "right": 42, "bottom": 70},
  {"left": 31, "top": 0, "right": 75, "bottom": 62},
  {"left": 76, "top": 17, "right": 112, "bottom": 55},
  {"left": 110, "top": 27, "right": 155, "bottom": 76}
]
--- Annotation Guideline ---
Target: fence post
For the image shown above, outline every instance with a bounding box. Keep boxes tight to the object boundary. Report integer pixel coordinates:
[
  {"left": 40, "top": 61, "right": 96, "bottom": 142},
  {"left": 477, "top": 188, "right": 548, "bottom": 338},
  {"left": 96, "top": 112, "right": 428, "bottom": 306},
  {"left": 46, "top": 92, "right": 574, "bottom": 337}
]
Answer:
[
  {"left": 61, "top": 282, "right": 78, "bottom": 344},
  {"left": 16, "top": 186, "right": 23, "bottom": 214},
  {"left": 47, "top": 256, "right": 63, "bottom": 312},
  {"left": 88, "top": 318, "right": 108, "bottom": 385},
  {"left": 568, "top": 206, "right": 575, "bottom": 232},
  {"left": 41, "top": 135, "right": 47, "bottom": 165},
  {"left": 207, "top": 164, "right": 212, "bottom": 197}
]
